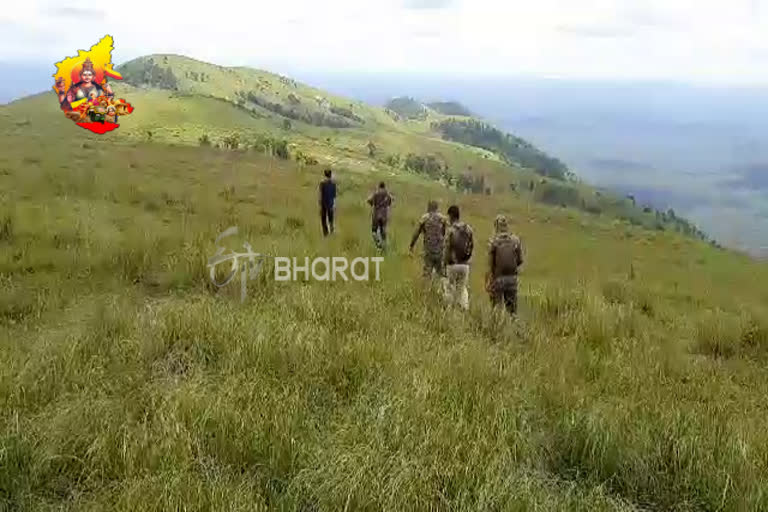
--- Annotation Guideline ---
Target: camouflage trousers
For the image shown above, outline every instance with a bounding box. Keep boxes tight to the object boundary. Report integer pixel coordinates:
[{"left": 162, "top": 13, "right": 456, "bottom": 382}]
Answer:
[
  {"left": 443, "top": 264, "right": 470, "bottom": 310},
  {"left": 489, "top": 275, "right": 518, "bottom": 315},
  {"left": 422, "top": 252, "right": 444, "bottom": 278}
]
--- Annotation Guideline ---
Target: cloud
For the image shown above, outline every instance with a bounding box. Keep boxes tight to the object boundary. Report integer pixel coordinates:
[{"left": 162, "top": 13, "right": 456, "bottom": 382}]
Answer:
[
  {"left": 47, "top": 6, "right": 106, "bottom": 19},
  {"left": 1, "top": 0, "right": 768, "bottom": 84},
  {"left": 403, "top": 0, "right": 454, "bottom": 10},
  {"left": 620, "top": 6, "right": 686, "bottom": 30},
  {"left": 556, "top": 24, "right": 636, "bottom": 39}
]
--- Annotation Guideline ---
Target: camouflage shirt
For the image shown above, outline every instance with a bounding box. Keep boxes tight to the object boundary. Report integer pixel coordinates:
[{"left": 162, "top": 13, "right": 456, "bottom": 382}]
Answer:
[
  {"left": 412, "top": 212, "right": 448, "bottom": 255},
  {"left": 488, "top": 232, "right": 523, "bottom": 277},
  {"left": 368, "top": 189, "right": 393, "bottom": 221}
]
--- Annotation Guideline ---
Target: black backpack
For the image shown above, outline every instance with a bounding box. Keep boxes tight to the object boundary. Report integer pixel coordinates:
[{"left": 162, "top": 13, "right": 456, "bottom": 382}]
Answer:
[
  {"left": 494, "top": 237, "right": 520, "bottom": 275},
  {"left": 451, "top": 223, "right": 473, "bottom": 263}
]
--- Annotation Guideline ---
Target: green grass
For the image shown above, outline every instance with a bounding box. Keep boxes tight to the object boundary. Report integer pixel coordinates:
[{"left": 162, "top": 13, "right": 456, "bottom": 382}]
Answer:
[
  {"left": 1, "top": 126, "right": 768, "bottom": 510},
  {"left": 3, "top": 65, "right": 768, "bottom": 510}
]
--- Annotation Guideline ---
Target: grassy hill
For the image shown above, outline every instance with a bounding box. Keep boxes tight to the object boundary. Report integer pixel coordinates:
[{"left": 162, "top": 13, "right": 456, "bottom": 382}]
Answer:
[
  {"left": 1, "top": 56, "right": 767, "bottom": 510},
  {"left": 50, "top": 54, "right": 712, "bottom": 239}
]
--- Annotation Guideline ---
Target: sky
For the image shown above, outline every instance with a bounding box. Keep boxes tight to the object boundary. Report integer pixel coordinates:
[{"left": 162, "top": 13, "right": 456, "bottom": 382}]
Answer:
[{"left": 1, "top": 0, "right": 768, "bottom": 84}]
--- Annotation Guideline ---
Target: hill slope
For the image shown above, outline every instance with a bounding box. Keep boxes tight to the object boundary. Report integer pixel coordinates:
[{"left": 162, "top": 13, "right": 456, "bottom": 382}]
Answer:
[
  {"left": 1, "top": 57, "right": 766, "bottom": 510},
  {"left": 4, "top": 53, "right": 713, "bottom": 241}
]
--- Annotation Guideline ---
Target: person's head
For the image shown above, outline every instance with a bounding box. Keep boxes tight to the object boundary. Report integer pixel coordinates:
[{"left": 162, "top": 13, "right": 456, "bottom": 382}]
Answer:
[
  {"left": 324, "top": 168, "right": 332, "bottom": 179},
  {"left": 80, "top": 58, "right": 95, "bottom": 84},
  {"left": 379, "top": 181, "right": 386, "bottom": 189},
  {"left": 494, "top": 214, "right": 509, "bottom": 233},
  {"left": 427, "top": 200, "right": 438, "bottom": 213},
  {"left": 448, "top": 205, "right": 460, "bottom": 222}
]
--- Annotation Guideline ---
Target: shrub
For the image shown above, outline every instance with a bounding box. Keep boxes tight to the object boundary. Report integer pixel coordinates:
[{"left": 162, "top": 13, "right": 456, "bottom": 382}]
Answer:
[
  {"left": 535, "top": 182, "right": 581, "bottom": 208},
  {"left": 330, "top": 105, "right": 364, "bottom": 123},
  {"left": 295, "top": 151, "right": 318, "bottom": 166},
  {"left": 404, "top": 153, "right": 444, "bottom": 179},
  {"left": 273, "top": 140, "right": 290, "bottom": 160},
  {"left": 222, "top": 133, "right": 240, "bottom": 150},
  {"left": 383, "top": 154, "right": 401, "bottom": 168}
]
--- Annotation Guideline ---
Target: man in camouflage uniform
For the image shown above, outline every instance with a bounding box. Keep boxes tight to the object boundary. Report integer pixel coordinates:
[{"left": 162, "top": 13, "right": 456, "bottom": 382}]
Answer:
[
  {"left": 367, "top": 182, "right": 394, "bottom": 250},
  {"left": 486, "top": 214, "right": 524, "bottom": 315},
  {"left": 443, "top": 205, "right": 474, "bottom": 310},
  {"left": 409, "top": 200, "right": 448, "bottom": 278}
]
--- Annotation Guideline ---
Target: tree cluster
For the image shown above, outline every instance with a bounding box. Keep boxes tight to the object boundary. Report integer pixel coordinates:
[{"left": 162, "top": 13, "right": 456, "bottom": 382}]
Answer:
[
  {"left": 533, "top": 180, "right": 581, "bottom": 207},
  {"left": 385, "top": 97, "right": 427, "bottom": 120},
  {"left": 404, "top": 153, "right": 447, "bottom": 180},
  {"left": 251, "top": 135, "right": 290, "bottom": 159},
  {"left": 426, "top": 101, "right": 472, "bottom": 116},
  {"left": 184, "top": 70, "right": 209, "bottom": 82},
  {"left": 237, "top": 90, "right": 357, "bottom": 129},
  {"left": 433, "top": 119, "right": 571, "bottom": 181},
  {"left": 122, "top": 58, "right": 179, "bottom": 90}
]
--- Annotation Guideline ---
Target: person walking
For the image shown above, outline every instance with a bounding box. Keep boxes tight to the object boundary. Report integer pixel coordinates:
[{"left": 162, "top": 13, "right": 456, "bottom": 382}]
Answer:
[
  {"left": 409, "top": 200, "right": 448, "bottom": 278},
  {"left": 319, "top": 169, "right": 337, "bottom": 236},
  {"left": 443, "top": 205, "right": 474, "bottom": 310},
  {"left": 367, "top": 182, "right": 394, "bottom": 250},
  {"left": 486, "top": 215, "right": 524, "bottom": 315}
]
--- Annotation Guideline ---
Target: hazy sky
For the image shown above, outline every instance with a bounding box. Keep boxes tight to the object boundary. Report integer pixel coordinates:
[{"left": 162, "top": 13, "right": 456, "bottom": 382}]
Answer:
[{"left": 2, "top": 0, "right": 768, "bottom": 83}]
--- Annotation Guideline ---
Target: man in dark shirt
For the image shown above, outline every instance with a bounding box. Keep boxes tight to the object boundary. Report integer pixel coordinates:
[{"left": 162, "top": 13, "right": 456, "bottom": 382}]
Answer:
[{"left": 319, "top": 169, "right": 337, "bottom": 236}]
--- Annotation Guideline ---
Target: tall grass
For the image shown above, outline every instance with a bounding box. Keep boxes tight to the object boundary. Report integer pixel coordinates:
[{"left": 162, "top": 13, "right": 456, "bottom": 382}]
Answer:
[{"left": 1, "top": 134, "right": 768, "bottom": 510}]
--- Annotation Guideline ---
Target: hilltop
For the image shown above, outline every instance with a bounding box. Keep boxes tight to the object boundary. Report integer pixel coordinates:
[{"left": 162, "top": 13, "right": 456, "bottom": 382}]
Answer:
[{"left": 1, "top": 55, "right": 766, "bottom": 510}]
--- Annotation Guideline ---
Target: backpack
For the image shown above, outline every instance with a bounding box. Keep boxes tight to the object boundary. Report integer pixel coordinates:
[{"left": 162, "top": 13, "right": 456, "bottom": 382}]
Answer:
[
  {"left": 494, "top": 236, "right": 520, "bottom": 275},
  {"left": 450, "top": 223, "right": 473, "bottom": 263}
]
